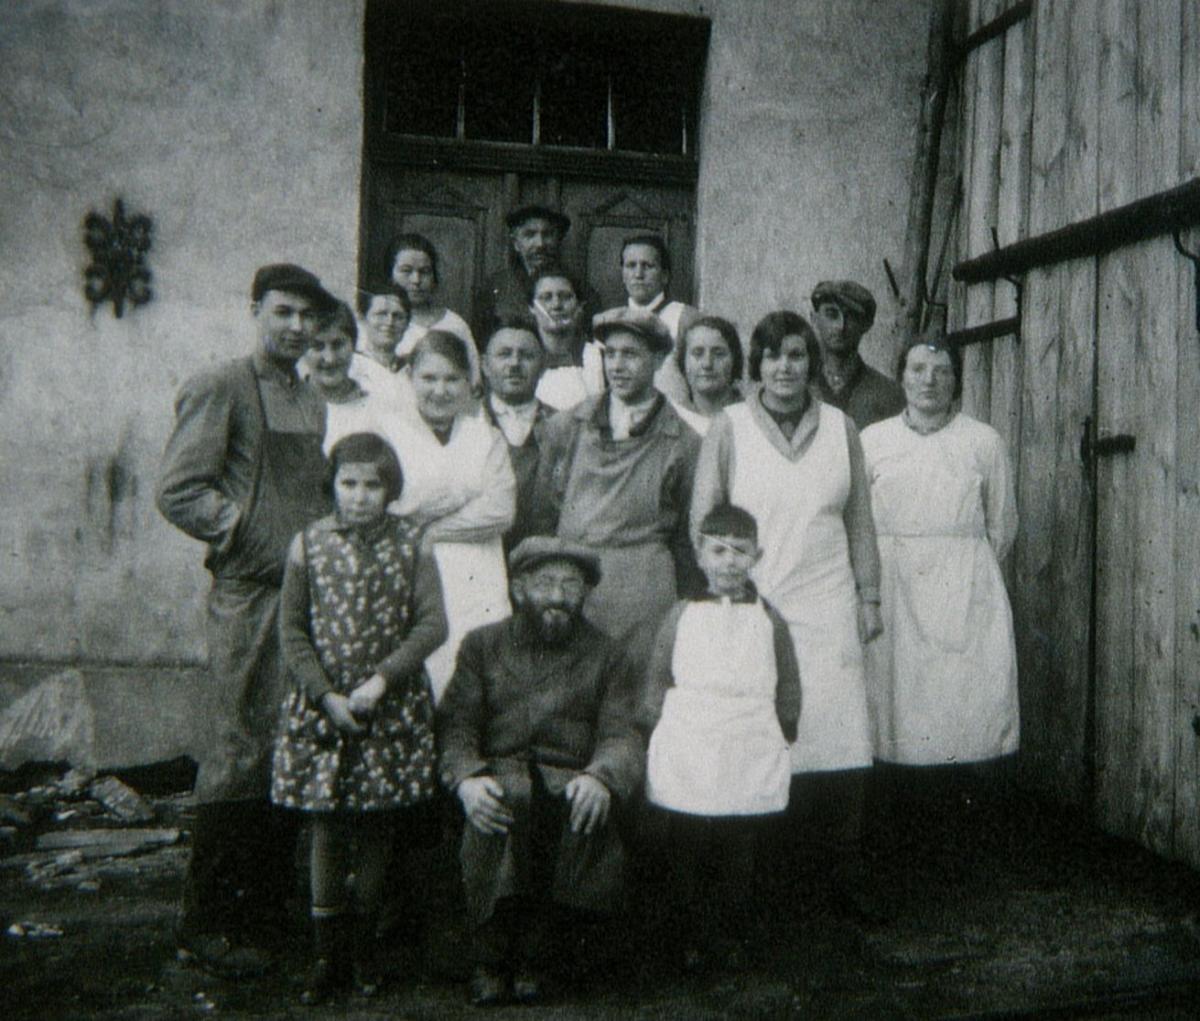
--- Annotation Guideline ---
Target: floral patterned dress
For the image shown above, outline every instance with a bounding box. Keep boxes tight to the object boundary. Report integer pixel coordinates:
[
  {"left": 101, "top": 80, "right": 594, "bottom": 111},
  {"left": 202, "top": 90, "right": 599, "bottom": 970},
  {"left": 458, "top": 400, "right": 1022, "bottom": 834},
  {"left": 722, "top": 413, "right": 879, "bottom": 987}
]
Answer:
[{"left": 271, "top": 516, "right": 438, "bottom": 813}]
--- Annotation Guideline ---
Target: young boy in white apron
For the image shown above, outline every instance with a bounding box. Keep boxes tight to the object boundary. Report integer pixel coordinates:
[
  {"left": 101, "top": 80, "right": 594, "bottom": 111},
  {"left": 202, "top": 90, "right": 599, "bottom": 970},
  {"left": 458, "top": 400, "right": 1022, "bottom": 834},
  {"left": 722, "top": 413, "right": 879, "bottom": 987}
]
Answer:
[{"left": 638, "top": 503, "right": 801, "bottom": 973}]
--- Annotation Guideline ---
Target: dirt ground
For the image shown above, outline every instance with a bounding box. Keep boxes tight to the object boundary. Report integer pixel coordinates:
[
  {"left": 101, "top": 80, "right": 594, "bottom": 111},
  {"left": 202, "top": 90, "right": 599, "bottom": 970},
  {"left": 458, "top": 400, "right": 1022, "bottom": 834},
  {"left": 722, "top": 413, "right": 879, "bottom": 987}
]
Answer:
[{"left": 4, "top": 785, "right": 1200, "bottom": 1021}]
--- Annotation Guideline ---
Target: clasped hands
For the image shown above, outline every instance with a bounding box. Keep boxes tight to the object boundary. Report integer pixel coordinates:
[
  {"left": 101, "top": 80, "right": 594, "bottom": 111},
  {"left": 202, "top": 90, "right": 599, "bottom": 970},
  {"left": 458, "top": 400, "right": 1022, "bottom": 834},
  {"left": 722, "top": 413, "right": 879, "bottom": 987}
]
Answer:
[
  {"left": 319, "top": 673, "right": 387, "bottom": 737},
  {"left": 457, "top": 773, "right": 611, "bottom": 836}
]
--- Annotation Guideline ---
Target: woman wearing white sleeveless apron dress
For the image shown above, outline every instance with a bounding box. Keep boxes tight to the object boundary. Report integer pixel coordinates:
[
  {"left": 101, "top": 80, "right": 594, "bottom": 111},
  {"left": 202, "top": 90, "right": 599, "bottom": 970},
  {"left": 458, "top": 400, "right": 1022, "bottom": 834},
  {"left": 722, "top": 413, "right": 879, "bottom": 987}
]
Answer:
[{"left": 692, "top": 311, "right": 883, "bottom": 918}]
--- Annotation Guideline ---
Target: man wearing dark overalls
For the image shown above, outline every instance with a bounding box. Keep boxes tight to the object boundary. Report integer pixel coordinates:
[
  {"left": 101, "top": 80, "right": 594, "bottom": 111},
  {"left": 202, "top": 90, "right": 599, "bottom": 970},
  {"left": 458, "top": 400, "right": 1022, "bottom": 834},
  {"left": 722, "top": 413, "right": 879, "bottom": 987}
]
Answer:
[{"left": 157, "top": 264, "right": 335, "bottom": 973}]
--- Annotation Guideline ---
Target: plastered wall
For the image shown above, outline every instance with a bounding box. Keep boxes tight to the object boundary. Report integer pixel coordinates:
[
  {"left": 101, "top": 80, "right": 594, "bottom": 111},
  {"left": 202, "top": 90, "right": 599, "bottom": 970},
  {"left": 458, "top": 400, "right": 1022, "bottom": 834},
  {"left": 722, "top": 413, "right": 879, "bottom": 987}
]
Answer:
[
  {"left": 0, "top": 0, "right": 364, "bottom": 667},
  {"left": 0, "top": 0, "right": 930, "bottom": 727}
]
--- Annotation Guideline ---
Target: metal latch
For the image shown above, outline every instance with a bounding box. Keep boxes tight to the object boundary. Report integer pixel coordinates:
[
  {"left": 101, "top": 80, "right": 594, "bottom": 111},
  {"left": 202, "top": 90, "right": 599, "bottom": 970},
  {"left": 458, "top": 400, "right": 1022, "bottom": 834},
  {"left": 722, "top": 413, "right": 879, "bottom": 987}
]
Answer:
[{"left": 1080, "top": 417, "right": 1136, "bottom": 473}]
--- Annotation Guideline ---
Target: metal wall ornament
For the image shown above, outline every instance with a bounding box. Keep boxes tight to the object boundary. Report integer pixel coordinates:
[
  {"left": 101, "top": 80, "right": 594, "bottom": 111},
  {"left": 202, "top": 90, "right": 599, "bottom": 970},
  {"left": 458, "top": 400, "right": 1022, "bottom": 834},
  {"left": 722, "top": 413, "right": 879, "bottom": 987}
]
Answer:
[{"left": 83, "top": 198, "right": 153, "bottom": 318}]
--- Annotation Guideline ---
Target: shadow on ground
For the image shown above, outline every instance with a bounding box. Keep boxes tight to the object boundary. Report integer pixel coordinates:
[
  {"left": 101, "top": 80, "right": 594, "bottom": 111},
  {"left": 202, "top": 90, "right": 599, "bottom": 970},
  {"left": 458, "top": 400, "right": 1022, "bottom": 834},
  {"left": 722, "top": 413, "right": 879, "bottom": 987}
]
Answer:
[{"left": 3, "top": 788, "right": 1200, "bottom": 1020}]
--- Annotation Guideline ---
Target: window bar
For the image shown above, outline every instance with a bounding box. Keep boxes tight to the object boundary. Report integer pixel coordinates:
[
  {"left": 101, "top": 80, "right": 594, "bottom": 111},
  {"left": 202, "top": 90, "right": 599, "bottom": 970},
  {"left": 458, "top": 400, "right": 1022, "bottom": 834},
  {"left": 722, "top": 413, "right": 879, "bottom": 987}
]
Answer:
[
  {"left": 681, "top": 103, "right": 689, "bottom": 157},
  {"left": 532, "top": 76, "right": 541, "bottom": 146},
  {"left": 455, "top": 49, "right": 466, "bottom": 142},
  {"left": 606, "top": 74, "right": 616, "bottom": 151}
]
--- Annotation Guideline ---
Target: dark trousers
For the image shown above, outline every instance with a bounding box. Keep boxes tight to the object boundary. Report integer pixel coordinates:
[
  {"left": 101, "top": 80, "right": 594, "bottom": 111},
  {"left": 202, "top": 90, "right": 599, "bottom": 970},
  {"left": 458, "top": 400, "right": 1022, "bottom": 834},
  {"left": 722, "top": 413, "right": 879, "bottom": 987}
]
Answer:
[
  {"left": 869, "top": 756, "right": 1018, "bottom": 858},
  {"left": 660, "top": 809, "right": 767, "bottom": 951},
  {"left": 471, "top": 774, "right": 566, "bottom": 971},
  {"left": 180, "top": 798, "right": 299, "bottom": 943},
  {"left": 763, "top": 768, "right": 870, "bottom": 914}
]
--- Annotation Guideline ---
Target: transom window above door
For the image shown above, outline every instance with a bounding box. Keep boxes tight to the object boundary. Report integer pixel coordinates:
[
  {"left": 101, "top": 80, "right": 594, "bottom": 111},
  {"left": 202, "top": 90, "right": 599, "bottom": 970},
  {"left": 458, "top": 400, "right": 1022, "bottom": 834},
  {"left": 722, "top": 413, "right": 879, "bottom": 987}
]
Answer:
[{"left": 369, "top": 0, "right": 709, "bottom": 162}]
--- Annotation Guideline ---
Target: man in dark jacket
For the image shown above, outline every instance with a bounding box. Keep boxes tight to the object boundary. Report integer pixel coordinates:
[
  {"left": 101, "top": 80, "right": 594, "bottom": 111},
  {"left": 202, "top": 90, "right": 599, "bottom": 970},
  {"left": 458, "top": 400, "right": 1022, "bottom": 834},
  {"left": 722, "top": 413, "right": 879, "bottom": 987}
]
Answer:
[
  {"left": 480, "top": 314, "right": 555, "bottom": 552},
  {"left": 810, "top": 279, "right": 905, "bottom": 430},
  {"left": 475, "top": 204, "right": 590, "bottom": 340},
  {"left": 157, "top": 263, "right": 336, "bottom": 973},
  {"left": 438, "top": 537, "right": 643, "bottom": 1005}
]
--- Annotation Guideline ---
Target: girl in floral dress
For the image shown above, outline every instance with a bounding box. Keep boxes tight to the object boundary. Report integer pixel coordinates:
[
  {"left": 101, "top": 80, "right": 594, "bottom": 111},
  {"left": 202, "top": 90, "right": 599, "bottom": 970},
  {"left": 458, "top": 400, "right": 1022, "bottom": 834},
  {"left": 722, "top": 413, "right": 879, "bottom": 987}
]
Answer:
[{"left": 271, "top": 432, "right": 447, "bottom": 1004}]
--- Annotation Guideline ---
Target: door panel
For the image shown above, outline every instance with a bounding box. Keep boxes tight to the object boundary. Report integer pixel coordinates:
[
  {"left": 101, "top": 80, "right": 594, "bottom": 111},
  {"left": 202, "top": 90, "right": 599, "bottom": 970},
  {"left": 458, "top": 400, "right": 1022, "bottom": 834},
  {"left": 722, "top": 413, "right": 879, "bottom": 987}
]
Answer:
[
  {"left": 362, "top": 163, "right": 696, "bottom": 333},
  {"left": 362, "top": 170, "right": 503, "bottom": 321}
]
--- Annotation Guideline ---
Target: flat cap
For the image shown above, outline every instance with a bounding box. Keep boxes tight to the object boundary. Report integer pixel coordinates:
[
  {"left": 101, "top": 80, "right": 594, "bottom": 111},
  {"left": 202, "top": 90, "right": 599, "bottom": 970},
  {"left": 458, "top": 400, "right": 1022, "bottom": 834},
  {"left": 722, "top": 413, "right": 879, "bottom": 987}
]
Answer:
[
  {"left": 509, "top": 536, "right": 602, "bottom": 587},
  {"left": 252, "top": 263, "right": 337, "bottom": 312},
  {"left": 591, "top": 306, "right": 674, "bottom": 354},
  {"left": 505, "top": 204, "right": 571, "bottom": 234},
  {"left": 811, "top": 280, "right": 877, "bottom": 330}
]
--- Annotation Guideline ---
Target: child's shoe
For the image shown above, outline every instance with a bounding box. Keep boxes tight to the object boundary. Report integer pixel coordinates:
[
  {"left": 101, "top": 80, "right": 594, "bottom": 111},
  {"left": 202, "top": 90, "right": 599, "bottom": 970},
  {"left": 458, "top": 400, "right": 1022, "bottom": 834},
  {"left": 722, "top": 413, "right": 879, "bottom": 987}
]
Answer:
[
  {"left": 468, "top": 964, "right": 507, "bottom": 1007},
  {"left": 511, "top": 966, "right": 544, "bottom": 1004}
]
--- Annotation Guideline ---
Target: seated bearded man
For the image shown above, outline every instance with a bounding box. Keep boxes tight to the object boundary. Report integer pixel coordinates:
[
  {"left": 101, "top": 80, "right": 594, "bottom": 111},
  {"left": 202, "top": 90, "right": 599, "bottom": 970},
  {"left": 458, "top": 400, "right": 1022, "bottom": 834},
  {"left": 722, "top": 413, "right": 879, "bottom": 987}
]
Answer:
[{"left": 437, "top": 537, "right": 643, "bottom": 1006}]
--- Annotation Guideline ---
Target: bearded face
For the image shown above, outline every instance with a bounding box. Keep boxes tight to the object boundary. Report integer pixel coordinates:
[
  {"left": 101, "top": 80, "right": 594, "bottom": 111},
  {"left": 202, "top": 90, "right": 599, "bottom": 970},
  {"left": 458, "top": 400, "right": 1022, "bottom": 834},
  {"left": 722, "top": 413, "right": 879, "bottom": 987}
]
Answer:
[{"left": 511, "top": 561, "right": 589, "bottom": 644}]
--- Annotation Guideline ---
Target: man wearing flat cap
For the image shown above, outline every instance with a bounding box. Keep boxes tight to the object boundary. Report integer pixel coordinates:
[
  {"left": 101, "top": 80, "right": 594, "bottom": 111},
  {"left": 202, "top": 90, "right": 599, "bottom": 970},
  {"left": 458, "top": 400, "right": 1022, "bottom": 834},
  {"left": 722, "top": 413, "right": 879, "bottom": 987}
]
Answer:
[
  {"left": 811, "top": 280, "right": 905, "bottom": 431},
  {"left": 438, "top": 536, "right": 643, "bottom": 1005},
  {"left": 530, "top": 307, "right": 703, "bottom": 663},
  {"left": 157, "top": 262, "right": 337, "bottom": 971},
  {"left": 474, "top": 204, "right": 593, "bottom": 341}
]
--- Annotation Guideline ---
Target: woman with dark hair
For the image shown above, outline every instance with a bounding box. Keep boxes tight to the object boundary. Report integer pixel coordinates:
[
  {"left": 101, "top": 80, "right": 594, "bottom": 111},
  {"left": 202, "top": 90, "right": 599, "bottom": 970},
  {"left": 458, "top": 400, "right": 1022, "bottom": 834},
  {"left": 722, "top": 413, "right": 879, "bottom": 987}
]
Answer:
[
  {"left": 606, "top": 233, "right": 697, "bottom": 403},
  {"left": 860, "top": 336, "right": 1017, "bottom": 794},
  {"left": 387, "top": 232, "right": 480, "bottom": 387},
  {"left": 691, "top": 309, "right": 882, "bottom": 916},
  {"left": 377, "top": 330, "right": 514, "bottom": 700},
  {"left": 670, "top": 315, "right": 744, "bottom": 435},
  {"left": 527, "top": 266, "right": 605, "bottom": 410}
]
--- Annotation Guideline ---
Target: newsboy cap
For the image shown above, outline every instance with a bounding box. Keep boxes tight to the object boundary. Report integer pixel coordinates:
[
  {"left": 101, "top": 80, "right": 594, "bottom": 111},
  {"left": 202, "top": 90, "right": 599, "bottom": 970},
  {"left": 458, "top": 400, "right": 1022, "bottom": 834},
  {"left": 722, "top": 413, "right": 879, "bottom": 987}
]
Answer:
[
  {"left": 505, "top": 204, "right": 571, "bottom": 234},
  {"left": 509, "top": 536, "right": 602, "bottom": 587},
  {"left": 811, "top": 280, "right": 877, "bottom": 330},
  {"left": 591, "top": 306, "right": 674, "bottom": 354},
  {"left": 251, "top": 263, "right": 337, "bottom": 312}
]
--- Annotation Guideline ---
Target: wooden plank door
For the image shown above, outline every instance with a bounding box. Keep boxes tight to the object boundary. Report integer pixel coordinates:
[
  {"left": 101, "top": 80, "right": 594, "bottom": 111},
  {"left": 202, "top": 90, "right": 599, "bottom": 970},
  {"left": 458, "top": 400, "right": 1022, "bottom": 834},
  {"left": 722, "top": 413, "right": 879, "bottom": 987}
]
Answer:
[{"left": 360, "top": 165, "right": 696, "bottom": 333}]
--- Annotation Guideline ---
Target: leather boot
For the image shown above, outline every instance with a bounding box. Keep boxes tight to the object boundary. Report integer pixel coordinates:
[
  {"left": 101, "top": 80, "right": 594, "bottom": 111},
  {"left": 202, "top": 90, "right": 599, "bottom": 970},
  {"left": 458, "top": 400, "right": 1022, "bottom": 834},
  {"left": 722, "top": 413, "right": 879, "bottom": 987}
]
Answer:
[
  {"left": 300, "top": 914, "right": 345, "bottom": 1006},
  {"left": 352, "top": 913, "right": 383, "bottom": 998}
]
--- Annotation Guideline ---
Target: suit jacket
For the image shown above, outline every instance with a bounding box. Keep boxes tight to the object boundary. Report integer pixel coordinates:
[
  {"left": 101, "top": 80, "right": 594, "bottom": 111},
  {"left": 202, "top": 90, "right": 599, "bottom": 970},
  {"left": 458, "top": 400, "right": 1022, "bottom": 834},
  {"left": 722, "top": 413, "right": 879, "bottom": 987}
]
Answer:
[
  {"left": 438, "top": 614, "right": 644, "bottom": 922},
  {"left": 482, "top": 395, "right": 556, "bottom": 552}
]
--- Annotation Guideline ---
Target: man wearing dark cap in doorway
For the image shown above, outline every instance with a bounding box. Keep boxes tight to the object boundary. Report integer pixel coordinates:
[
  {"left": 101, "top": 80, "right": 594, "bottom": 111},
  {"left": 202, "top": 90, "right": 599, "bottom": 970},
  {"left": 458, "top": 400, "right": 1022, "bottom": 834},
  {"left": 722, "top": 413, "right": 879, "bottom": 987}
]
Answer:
[
  {"left": 438, "top": 536, "right": 643, "bottom": 1005},
  {"left": 811, "top": 280, "right": 905, "bottom": 431},
  {"left": 474, "top": 204, "right": 592, "bottom": 341},
  {"left": 157, "top": 263, "right": 336, "bottom": 973}
]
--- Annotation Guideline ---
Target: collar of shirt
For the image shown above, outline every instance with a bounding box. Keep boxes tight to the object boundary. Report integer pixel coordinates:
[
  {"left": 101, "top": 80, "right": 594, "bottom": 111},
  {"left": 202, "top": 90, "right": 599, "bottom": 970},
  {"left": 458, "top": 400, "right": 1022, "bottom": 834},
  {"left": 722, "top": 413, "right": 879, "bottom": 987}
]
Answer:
[
  {"left": 628, "top": 293, "right": 668, "bottom": 314},
  {"left": 252, "top": 348, "right": 301, "bottom": 389},
  {"left": 696, "top": 580, "right": 759, "bottom": 605},
  {"left": 489, "top": 393, "right": 539, "bottom": 446},
  {"left": 608, "top": 391, "right": 662, "bottom": 440},
  {"left": 750, "top": 384, "right": 822, "bottom": 456}
]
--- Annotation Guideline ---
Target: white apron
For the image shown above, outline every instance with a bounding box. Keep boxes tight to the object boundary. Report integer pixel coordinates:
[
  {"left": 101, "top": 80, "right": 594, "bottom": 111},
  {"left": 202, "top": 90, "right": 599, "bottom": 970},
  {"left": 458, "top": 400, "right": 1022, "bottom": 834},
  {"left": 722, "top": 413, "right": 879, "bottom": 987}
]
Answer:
[
  {"left": 647, "top": 600, "right": 790, "bottom": 815},
  {"left": 727, "top": 402, "right": 873, "bottom": 772},
  {"left": 387, "top": 413, "right": 512, "bottom": 702},
  {"left": 861, "top": 413, "right": 1019, "bottom": 765}
]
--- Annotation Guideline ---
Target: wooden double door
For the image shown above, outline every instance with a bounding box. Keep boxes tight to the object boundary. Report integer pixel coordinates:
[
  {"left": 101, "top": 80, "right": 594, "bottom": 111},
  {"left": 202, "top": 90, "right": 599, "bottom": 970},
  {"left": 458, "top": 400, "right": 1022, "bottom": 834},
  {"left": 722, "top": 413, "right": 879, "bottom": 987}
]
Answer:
[
  {"left": 359, "top": 165, "right": 697, "bottom": 331},
  {"left": 1002, "top": 228, "right": 1200, "bottom": 867}
]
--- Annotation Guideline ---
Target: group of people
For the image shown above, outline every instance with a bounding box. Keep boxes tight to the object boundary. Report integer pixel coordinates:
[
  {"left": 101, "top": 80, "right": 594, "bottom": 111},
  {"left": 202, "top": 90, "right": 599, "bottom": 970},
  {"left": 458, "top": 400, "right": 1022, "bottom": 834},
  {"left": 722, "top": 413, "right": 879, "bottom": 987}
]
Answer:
[{"left": 155, "top": 203, "right": 1019, "bottom": 1007}]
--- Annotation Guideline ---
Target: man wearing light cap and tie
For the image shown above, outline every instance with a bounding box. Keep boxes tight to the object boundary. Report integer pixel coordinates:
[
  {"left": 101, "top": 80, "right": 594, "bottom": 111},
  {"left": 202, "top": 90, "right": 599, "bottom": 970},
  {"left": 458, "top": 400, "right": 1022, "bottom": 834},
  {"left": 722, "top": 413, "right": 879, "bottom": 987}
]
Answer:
[{"left": 810, "top": 279, "right": 905, "bottom": 431}]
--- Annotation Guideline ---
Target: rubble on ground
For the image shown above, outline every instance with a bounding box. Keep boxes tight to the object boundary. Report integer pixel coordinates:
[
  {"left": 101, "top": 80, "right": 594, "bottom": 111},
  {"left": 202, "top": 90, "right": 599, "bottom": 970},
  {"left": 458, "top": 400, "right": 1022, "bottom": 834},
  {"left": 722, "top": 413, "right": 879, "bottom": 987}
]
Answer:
[{"left": 0, "top": 755, "right": 195, "bottom": 892}]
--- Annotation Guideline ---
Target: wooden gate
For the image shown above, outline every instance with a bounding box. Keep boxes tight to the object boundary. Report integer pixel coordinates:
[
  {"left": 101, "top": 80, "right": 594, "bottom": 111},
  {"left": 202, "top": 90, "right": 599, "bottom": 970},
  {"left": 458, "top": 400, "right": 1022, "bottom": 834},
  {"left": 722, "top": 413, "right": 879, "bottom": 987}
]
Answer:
[{"left": 949, "top": 0, "right": 1200, "bottom": 864}]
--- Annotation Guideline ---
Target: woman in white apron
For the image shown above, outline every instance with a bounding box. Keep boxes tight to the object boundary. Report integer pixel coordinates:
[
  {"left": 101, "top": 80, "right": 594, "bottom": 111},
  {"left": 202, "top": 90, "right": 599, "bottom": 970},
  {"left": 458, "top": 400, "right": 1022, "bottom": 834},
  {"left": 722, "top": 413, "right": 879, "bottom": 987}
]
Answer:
[
  {"left": 379, "top": 330, "right": 514, "bottom": 701},
  {"left": 691, "top": 310, "right": 883, "bottom": 919},
  {"left": 861, "top": 337, "right": 1018, "bottom": 837}
]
